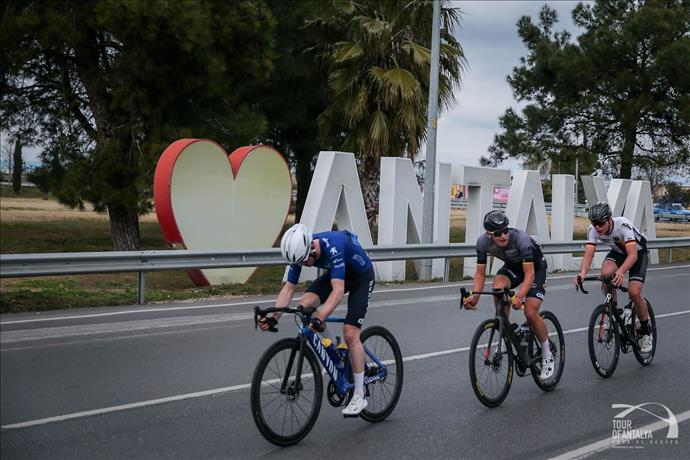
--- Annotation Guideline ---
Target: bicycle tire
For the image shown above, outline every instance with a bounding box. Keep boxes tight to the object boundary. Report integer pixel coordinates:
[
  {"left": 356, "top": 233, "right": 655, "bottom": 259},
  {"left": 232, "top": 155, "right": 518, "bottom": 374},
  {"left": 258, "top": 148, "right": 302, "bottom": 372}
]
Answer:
[
  {"left": 528, "top": 311, "right": 565, "bottom": 391},
  {"left": 469, "top": 319, "right": 513, "bottom": 408},
  {"left": 632, "top": 299, "right": 656, "bottom": 366},
  {"left": 588, "top": 304, "right": 620, "bottom": 378},
  {"left": 250, "top": 338, "right": 323, "bottom": 446},
  {"left": 359, "top": 325, "right": 404, "bottom": 422}
]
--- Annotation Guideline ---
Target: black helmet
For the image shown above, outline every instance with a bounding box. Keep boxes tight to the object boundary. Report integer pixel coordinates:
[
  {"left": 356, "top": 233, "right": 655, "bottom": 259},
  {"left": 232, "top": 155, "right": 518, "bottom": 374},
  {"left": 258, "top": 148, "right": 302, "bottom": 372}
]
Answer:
[
  {"left": 588, "top": 202, "right": 612, "bottom": 222},
  {"left": 483, "top": 211, "right": 509, "bottom": 231}
]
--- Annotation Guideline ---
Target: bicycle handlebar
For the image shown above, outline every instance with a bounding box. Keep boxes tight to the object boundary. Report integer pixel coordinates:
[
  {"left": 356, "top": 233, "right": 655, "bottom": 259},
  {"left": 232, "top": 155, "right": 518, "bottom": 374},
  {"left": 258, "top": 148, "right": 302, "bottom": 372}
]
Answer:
[
  {"left": 460, "top": 287, "right": 517, "bottom": 310},
  {"left": 576, "top": 275, "right": 628, "bottom": 294},
  {"left": 253, "top": 305, "right": 318, "bottom": 332}
]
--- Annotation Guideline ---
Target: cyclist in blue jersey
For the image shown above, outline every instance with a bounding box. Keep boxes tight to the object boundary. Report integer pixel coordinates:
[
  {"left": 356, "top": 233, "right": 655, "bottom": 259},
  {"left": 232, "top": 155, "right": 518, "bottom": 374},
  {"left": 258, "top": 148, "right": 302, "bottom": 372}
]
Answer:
[
  {"left": 259, "top": 223, "right": 375, "bottom": 416},
  {"left": 463, "top": 211, "right": 554, "bottom": 380}
]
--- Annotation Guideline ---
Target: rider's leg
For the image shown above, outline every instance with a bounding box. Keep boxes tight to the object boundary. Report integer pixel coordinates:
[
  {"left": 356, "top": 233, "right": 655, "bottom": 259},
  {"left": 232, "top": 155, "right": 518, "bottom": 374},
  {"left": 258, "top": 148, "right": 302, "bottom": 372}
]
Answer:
[
  {"left": 303, "top": 279, "right": 337, "bottom": 341},
  {"left": 342, "top": 268, "right": 374, "bottom": 416},
  {"left": 628, "top": 280, "right": 651, "bottom": 338},
  {"left": 525, "top": 297, "right": 547, "bottom": 344},
  {"left": 492, "top": 274, "right": 512, "bottom": 318},
  {"left": 601, "top": 259, "right": 619, "bottom": 304}
]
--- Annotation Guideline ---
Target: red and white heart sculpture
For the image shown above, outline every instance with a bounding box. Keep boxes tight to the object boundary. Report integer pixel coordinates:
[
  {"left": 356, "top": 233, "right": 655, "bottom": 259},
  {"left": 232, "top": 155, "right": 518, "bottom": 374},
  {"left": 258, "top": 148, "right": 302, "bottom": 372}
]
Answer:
[{"left": 154, "top": 139, "right": 292, "bottom": 285}]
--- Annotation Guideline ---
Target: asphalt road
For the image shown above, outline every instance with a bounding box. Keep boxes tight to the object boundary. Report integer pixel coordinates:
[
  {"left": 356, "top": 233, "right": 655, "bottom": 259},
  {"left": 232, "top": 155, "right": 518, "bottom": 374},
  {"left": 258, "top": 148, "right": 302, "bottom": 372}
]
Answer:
[{"left": 1, "top": 264, "right": 689, "bottom": 459}]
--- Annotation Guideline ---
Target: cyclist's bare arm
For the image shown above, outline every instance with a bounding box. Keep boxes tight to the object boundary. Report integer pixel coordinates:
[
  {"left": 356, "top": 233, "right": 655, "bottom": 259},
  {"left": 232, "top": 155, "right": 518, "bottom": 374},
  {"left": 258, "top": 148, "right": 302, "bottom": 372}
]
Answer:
[
  {"left": 466, "top": 263, "right": 487, "bottom": 306},
  {"left": 314, "top": 278, "right": 345, "bottom": 322},
  {"left": 272, "top": 281, "right": 296, "bottom": 320},
  {"left": 575, "top": 244, "right": 597, "bottom": 287}
]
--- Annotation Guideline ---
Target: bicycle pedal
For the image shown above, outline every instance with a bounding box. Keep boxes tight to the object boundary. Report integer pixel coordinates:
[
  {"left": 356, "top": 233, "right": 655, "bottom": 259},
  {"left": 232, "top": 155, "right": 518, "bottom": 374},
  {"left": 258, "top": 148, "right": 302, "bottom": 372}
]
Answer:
[{"left": 343, "top": 413, "right": 360, "bottom": 419}]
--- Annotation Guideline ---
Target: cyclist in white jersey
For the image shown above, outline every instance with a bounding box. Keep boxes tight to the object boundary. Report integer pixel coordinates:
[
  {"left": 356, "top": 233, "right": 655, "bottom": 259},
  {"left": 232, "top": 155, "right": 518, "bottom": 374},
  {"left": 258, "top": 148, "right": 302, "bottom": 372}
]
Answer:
[{"left": 573, "top": 202, "right": 652, "bottom": 353}]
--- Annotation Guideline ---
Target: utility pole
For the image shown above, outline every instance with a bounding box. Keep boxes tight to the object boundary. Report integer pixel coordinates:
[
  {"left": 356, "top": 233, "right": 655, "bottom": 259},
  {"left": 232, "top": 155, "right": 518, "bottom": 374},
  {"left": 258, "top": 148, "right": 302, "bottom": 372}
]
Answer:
[{"left": 420, "top": 0, "right": 441, "bottom": 281}]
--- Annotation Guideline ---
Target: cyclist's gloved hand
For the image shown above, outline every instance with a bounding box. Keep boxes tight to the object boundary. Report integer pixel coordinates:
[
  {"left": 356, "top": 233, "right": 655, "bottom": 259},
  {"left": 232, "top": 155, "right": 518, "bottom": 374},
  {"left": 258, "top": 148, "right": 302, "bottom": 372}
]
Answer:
[
  {"left": 309, "top": 316, "right": 326, "bottom": 332},
  {"left": 574, "top": 273, "right": 585, "bottom": 289},
  {"left": 463, "top": 294, "right": 479, "bottom": 310},
  {"left": 259, "top": 316, "right": 278, "bottom": 332},
  {"left": 511, "top": 295, "right": 525, "bottom": 310}
]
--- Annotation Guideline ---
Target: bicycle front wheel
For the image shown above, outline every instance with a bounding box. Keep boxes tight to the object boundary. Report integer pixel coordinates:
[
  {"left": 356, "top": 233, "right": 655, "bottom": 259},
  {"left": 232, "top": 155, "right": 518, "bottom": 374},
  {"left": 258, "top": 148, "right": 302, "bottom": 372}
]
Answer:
[
  {"left": 529, "top": 311, "right": 565, "bottom": 391},
  {"left": 359, "top": 326, "right": 404, "bottom": 422},
  {"left": 250, "top": 338, "right": 323, "bottom": 446},
  {"left": 632, "top": 299, "right": 656, "bottom": 366},
  {"left": 469, "top": 319, "right": 513, "bottom": 408},
  {"left": 588, "top": 304, "right": 620, "bottom": 378}
]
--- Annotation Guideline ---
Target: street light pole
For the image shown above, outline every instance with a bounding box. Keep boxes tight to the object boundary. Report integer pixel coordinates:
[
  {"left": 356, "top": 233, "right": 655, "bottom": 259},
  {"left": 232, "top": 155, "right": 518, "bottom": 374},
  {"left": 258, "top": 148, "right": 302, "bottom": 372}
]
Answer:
[{"left": 420, "top": 0, "right": 441, "bottom": 281}]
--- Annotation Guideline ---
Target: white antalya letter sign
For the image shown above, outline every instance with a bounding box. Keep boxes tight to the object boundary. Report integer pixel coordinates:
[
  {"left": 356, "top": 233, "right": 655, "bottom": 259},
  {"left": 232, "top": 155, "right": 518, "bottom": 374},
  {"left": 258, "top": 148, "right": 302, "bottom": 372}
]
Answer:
[
  {"left": 550, "top": 174, "right": 575, "bottom": 271},
  {"left": 294, "top": 151, "right": 374, "bottom": 282},
  {"left": 455, "top": 166, "right": 511, "bottom": 277},
  {"left": 377, "top": 158, "right": 451, "bottom": 281},
  {"left": 497, "top": 170, "right": 552, "bottom": 274}
]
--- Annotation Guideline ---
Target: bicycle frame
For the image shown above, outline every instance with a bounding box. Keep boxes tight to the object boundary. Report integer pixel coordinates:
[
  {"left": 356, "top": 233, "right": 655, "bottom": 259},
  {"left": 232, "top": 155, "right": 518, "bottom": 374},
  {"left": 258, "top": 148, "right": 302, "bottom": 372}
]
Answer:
[
  {"left": 462, "top": 288, "right": 541, "bottom": 370},
  {"left": 579, "top": 276, "right": 636, "bottom": 346},
  {"left": 255, "top": 306, "right": 389, "bottom": 399}
]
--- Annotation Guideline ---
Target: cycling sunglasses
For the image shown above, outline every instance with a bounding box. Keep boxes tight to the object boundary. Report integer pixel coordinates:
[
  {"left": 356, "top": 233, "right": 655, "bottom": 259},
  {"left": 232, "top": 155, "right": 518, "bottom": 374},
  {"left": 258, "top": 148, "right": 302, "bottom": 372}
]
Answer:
[
  {"left": 489, "top": 227, "right": 509, "bottom": 237},
  {"left": 591, "top": 220, "right": 608, "bottom": 228}
]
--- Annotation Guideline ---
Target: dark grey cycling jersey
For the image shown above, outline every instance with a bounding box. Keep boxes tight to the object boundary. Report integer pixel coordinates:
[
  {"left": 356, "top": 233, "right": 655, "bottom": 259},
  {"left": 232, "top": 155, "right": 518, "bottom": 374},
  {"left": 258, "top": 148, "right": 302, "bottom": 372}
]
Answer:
[{"left": 476, "top": 228, "right": 545, "bottom": 268}]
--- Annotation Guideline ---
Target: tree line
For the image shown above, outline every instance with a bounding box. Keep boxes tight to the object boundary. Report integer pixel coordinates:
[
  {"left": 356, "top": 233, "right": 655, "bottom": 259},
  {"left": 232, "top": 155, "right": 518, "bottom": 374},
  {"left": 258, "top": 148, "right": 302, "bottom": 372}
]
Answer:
[{"left": 2, "top": 0, "right": 688, "bottom": 251}]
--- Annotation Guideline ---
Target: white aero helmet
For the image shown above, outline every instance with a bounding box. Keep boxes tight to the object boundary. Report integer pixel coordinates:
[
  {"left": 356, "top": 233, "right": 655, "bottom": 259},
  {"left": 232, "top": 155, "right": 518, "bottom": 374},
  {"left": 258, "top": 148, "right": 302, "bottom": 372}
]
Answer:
[{"left": 280, "top": 223, "right": 313, "bottom": 264}]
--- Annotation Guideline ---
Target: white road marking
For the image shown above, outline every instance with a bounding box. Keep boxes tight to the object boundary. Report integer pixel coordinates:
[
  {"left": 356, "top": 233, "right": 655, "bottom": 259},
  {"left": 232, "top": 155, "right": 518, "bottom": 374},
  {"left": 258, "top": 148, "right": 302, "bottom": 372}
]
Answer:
[
  {"left": 2, "top": 309, "right": 688, "bottom": 431},
  {"left": 548, "top": 409, "right": 690, "bottom": 460}
]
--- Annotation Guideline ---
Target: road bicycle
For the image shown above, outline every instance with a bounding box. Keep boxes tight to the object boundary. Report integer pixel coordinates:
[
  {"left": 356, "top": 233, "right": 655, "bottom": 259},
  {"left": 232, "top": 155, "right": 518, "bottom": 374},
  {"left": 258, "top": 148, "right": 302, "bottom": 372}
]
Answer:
[
  {"left": 250, "top": 305, "right": 403, "bottom": 446},
  {"left": 576, "top": 275, "right": 656, "bottom": 378},
  {"left": 460, "top": 287, "right": 565, "bottom": 408}
]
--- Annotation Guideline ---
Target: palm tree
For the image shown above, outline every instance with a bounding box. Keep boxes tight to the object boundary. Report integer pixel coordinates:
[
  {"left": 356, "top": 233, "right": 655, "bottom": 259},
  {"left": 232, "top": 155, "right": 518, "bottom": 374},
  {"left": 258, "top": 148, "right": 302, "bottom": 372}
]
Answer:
[{"left": 307, "top": 0, "right": 466, "bottom": 226}]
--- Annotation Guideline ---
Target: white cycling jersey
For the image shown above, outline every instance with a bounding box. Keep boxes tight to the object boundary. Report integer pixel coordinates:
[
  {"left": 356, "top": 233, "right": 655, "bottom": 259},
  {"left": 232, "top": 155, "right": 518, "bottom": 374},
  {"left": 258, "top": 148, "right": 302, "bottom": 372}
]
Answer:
[{"left": 586, "top": 216, "right": 647, "bottom": 254}]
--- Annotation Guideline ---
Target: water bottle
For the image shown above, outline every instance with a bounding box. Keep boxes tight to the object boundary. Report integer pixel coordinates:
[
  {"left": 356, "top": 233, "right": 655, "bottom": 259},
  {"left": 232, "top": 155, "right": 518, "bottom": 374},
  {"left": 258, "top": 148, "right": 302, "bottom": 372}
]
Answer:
[
  {"left": 336, "top": 339, "right": 348, "bottom": 369},
  {"left": 321, "top": 338, "right": 339, "bottom": 364},
  {"left": 518, "top": 323, "right": 530, "bottom": 351},
  {"left": 623, "top": 304, "right": 633, "bottom": 329}
]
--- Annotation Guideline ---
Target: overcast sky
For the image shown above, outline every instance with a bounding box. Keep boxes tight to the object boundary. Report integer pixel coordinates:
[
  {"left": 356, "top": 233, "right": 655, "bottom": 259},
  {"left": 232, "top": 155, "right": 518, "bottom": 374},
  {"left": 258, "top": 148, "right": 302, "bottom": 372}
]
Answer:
[
  {"left": 10, "top": 1, "right": 587, "bottom": 170},
  {"left": 434, "top": 0, "right": 587, "bottom": 172}
]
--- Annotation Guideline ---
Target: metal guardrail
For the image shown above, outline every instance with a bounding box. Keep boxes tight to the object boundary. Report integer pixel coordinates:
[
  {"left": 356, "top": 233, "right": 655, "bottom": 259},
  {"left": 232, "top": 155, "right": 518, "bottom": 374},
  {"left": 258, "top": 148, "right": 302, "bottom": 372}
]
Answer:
[{"left": 2, "top": 237, "right": 689, "bottom": 304}]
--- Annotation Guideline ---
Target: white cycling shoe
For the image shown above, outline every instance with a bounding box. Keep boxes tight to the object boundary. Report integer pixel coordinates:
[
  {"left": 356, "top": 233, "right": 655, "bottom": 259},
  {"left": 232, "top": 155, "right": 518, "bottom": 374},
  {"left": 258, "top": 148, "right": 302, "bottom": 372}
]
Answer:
[
  {"left": 539, "top": 356, "right": 555, "bottom": 380},
  {"left": 342, "top": 394, "right": 368, "bottom": 417},
  {"left": 638, "top": 334, "right": 653, "bottom": 353}
]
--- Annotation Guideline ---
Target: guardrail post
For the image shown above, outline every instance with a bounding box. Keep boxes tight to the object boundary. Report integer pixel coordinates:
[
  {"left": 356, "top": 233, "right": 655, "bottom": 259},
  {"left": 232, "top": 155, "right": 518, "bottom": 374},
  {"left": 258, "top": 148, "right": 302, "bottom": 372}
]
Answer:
[
  {"left": 669, "top": 248, "right": 672, "bottom": 264},
  {"left": 443, "top": 257, "right": 450, "bottom": 283},
  {"left": 137, "top": 271, "right": 145, "bottom": 305}
]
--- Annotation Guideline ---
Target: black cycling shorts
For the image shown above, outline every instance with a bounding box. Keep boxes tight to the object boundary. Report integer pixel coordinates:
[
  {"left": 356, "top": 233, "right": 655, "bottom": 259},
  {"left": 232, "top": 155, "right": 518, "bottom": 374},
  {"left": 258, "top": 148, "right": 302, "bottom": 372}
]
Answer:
[
  {"left": 604, "top": 249, "right": 649, "bottom": 283},
  {"left": 306, "top": 266, "right": 375, "bottom": 328},
  {"left": 496, "top": 259, "right": 547, "bottom": 301}
]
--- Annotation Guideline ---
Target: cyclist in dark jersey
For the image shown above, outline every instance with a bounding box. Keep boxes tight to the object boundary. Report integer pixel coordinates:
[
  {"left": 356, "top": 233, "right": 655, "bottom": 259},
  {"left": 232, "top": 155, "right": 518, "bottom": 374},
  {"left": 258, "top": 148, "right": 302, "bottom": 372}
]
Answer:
[
  {"left": 259, "top": 223, "right": 375, "bottom": 416},
  {"left": 574, "top": 202, "right": 652, "bottom": 353},
  {"left": 462, "top": 211, "right": 554, "bottom": 380}
]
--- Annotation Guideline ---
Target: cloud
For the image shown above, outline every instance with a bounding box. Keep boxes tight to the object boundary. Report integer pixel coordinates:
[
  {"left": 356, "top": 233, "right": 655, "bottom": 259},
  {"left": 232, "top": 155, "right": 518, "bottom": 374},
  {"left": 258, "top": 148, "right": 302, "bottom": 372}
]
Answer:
[{"left": 426, "top": 0, "right": 587, "bottom": 172}]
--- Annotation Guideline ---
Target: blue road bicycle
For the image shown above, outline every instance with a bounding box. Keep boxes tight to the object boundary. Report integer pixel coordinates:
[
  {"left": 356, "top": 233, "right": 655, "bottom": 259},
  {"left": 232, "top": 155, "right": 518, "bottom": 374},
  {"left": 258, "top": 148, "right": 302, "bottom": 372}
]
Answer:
[{"left": 251, "top": 305, "right": 403, "bottom": 446}]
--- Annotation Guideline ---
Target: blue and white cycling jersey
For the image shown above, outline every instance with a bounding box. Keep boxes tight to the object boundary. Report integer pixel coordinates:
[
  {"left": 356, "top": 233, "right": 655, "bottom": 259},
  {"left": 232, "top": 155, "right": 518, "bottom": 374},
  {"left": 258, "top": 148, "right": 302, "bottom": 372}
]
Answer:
[{"left": 286, "top": 230, "right": 372, "bottom": 284}]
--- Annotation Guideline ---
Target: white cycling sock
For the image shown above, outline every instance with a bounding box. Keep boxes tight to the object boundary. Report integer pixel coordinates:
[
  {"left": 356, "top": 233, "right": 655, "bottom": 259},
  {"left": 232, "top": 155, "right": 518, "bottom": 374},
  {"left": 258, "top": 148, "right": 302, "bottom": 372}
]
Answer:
[
  {"left": 542, "top": 340, "right": 552, "bottom": 359},
  {"left": 354, "top": 371, "right": 365, "bottom": 398}
]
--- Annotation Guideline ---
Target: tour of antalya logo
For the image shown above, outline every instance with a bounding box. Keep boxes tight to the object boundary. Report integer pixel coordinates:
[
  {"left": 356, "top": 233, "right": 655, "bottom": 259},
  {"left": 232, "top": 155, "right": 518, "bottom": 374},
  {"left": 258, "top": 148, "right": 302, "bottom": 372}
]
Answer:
[{"left": 611, "top": 402, "right": 679, "bottom": 448}]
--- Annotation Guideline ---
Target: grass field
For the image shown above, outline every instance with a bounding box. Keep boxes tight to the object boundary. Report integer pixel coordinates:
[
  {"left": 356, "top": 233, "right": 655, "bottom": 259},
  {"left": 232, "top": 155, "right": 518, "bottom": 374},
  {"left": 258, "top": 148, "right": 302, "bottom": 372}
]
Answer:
[{"left": 1, "top": 192, "right": 689, "bottom": 313}]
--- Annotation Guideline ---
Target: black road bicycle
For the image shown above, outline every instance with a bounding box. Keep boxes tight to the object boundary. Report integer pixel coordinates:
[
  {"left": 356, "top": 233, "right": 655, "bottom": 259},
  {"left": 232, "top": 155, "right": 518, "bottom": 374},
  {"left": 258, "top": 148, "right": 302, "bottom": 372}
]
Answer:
[
  {"left": 250, "top": 305, "right": 403, "bottom": 446},
  {"left": 576, "top": 275, "right": 656, "bottom": 378},
  {"left": 460, "top": 288, "right": 565, "bottom": 408}
]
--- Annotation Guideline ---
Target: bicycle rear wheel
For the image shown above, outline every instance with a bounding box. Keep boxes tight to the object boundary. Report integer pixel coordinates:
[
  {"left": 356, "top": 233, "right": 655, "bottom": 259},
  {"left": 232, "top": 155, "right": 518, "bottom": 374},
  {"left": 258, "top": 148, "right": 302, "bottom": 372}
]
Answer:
[
  {"left": 588, "top": 304, "right": 620, "bottom": 378},
  {"left": 528, "top": 311, "right": 565, "bottom": 391},
  {"left": 469, "top": 319, "right": 513, "bottom": 408},
  {"left": 359, "top": 326, "right": 404, "bottom": 422},
  {"left": 632, "top": 299, "right": 656, "bottom": 366},
  {"left": 250, "top": 338, "right": 323, "bottom": 446}
]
